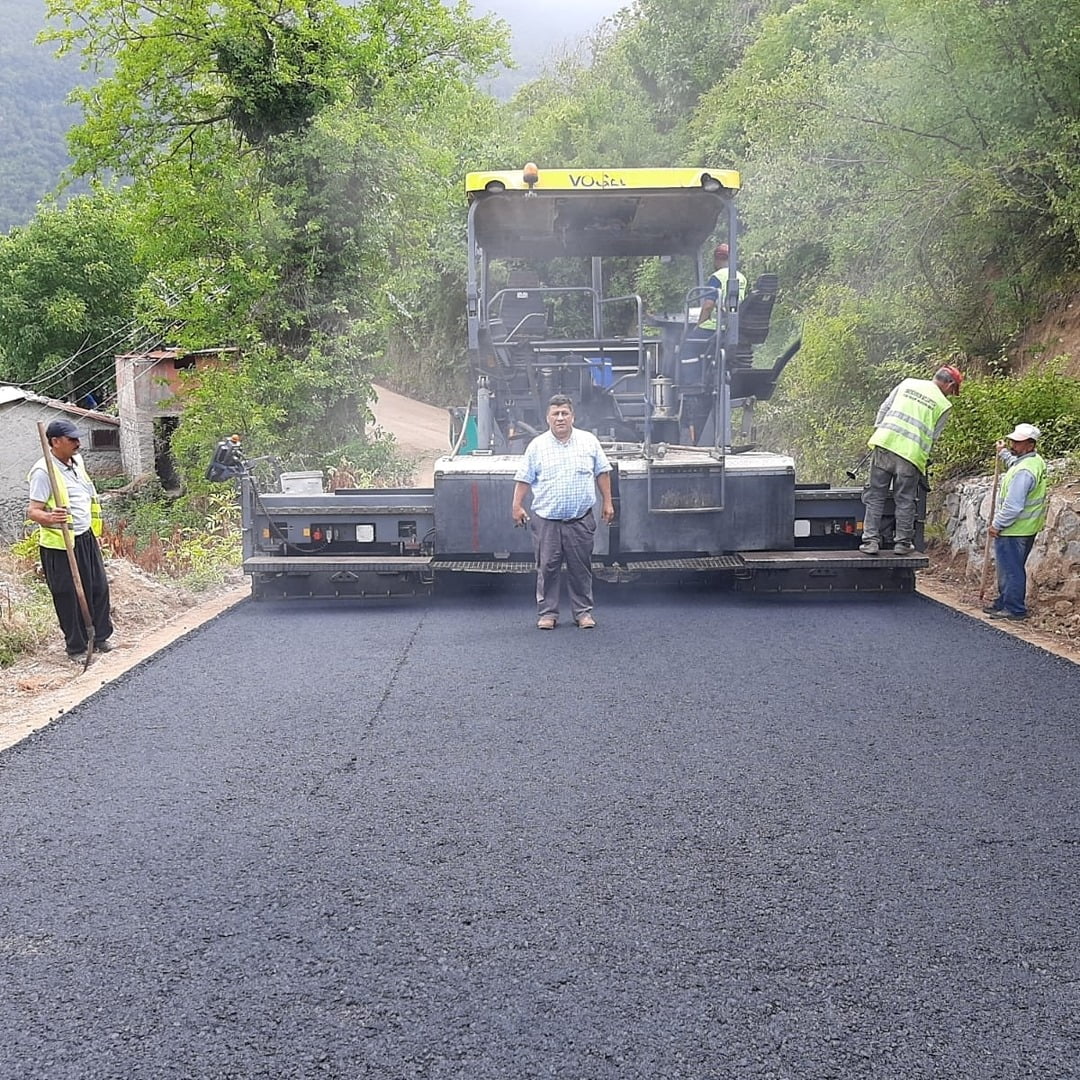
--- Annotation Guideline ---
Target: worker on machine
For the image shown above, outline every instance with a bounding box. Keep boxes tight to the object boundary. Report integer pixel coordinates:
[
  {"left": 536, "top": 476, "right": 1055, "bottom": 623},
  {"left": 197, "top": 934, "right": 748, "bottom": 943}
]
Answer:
[
  {"left": 678, "top": 242, "right": 750, "bottom": 443},
  {"left": 679, "top": 243, "right": 748, "bottom": 366},
  {"left": 859, "top": 365, "right": 963, "bottom": 555},
  {"left": 697, "top": 242, "right": 747, "bottom": 334}
]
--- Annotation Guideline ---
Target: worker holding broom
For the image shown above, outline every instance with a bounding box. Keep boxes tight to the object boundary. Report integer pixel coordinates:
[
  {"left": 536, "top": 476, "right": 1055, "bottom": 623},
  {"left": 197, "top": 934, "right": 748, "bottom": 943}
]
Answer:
[
  {"left": 27, "top": 418, "right": 115, "bottom": 662},
  {"left": 983, "top": 423, "right": 1047, "bottom": 622}
]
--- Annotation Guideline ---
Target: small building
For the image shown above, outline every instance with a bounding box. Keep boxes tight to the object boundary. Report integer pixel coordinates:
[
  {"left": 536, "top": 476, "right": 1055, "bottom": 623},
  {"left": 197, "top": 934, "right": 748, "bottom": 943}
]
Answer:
[
  {"left": 114, "top": 346, "right": 236, "bottom": 487},
  {"left": 0, "top": 386, "right": 122, "bottom": 541}
]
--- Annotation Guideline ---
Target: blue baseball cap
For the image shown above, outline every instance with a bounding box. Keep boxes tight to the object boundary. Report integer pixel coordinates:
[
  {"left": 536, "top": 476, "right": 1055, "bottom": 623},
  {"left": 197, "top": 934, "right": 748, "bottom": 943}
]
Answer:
[{"left": 45, "top": 418, "right": 84, "bottom": 440}]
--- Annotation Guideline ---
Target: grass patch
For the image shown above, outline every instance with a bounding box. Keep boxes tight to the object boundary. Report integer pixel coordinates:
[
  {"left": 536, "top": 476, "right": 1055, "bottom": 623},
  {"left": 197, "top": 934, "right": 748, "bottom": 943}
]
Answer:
[{"left": 0, "top": 549, "right": 55, "bottom": 668}]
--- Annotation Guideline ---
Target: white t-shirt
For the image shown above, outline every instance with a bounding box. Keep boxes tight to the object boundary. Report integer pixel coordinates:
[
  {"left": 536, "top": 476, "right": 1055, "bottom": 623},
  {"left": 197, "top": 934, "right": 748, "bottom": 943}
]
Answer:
[{"left": 28, "top": 455, "right": 97, "bottom": 535}]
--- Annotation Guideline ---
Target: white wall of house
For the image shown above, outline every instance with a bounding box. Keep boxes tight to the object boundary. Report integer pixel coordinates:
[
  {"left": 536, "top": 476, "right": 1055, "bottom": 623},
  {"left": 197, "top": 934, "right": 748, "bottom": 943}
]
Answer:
[{"left": 0, "top": 390, "right": 121, "bottom": 541}]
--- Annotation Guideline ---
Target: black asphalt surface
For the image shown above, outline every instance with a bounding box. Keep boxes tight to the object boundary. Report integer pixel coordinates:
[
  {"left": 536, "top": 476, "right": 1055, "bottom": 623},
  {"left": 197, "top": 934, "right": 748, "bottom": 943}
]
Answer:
[{"left": 2, "top": 584, "right": 1079, "bottom": 1080}]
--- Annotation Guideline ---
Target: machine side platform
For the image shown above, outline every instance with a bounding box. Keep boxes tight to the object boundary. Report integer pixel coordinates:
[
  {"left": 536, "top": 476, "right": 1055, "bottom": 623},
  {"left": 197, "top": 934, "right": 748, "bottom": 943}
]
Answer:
[
  {"left": 737, "top": 549, "right": 928, "bottom": 570},
  {"left": 244, "top": 555, "right": 434, "bottom": 574}
]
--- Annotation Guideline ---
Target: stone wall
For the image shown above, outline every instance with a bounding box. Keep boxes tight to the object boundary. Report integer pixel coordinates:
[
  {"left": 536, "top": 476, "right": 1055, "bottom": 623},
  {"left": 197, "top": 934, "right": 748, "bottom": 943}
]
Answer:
[{"left": 932, "top": 466, "right": 1080, "bottom": 630}]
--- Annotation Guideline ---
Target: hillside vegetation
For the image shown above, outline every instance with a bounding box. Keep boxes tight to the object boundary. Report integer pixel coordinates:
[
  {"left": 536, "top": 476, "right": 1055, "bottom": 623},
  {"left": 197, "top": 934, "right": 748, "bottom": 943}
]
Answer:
[
  {"left": 0, "top": 0, "right": 85, "bottom": 232},
  {"left": 0, "top": 0, "right": 1077, "bottom": 497}
]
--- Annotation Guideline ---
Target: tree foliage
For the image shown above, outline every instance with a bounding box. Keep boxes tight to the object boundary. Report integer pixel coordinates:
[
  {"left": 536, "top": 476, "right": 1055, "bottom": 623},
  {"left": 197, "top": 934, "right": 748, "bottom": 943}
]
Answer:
[
  {"left": 37, "top": 0, "right": 507, "bottom": 471},
  {"left": 671, "top": 0, "right": 1080, "bottom": 468},
  {"left": 0, "top": 191, "right": 141, "bottom": 400},
  {"left": 7, "top": 0, "right": 1080, "bottom": 496}
]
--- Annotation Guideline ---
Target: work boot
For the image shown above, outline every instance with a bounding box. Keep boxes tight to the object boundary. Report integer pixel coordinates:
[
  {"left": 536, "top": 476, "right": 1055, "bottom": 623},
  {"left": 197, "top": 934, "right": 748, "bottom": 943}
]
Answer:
[
  {"left": 989, "top": 610, "right": 1027, "bottom": 622},
  {"left": 536, "top": 615, "right": 557, "bottom": 630},
  {"left": 982, "top": 605, "right": 1000, "bottom": 615},
  {"left": 96, "top": 638, "right": 117, "bottom": 653},
  {"left": 893, "top": 540, "right": 916, "bottom": 555},
  {"left": 859, "top": 538, "right": 879, "bottom": 555},
  {"left": 575, "top": 613, "right": 597, "bottom": 629}
]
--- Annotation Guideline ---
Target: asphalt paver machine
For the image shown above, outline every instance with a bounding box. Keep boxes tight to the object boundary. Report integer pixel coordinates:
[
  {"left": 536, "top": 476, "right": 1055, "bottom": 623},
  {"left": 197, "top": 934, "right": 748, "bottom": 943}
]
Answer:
[{"left": 241, "top": 166, "right": 924, "bottom": 599}]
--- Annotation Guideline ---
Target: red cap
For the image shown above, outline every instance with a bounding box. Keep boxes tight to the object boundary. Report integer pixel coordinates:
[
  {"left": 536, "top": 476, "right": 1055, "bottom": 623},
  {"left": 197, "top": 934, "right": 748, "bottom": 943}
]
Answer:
[
  {"left": 713, "top": 243, "right": 730, "bottom": 260},
  {"left": 936, "top": 365, "right": 964, "bottom": 394}
]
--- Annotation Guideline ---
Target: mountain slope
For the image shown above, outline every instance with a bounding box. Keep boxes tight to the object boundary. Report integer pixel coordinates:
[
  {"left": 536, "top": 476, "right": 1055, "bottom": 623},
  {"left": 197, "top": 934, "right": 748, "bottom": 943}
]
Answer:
[{"left": 0, "top": 0, "right": 84, "bottom": 231}]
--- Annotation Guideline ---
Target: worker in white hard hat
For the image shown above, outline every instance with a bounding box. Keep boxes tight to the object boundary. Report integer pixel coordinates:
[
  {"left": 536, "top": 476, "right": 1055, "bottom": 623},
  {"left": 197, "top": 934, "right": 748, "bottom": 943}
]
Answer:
[{"left": 984, "top": 423, "right": 1047, "bottom": 621}]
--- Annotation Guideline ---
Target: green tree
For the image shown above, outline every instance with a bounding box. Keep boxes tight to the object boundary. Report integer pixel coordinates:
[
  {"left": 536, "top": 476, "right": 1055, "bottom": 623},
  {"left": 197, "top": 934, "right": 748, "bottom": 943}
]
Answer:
[
  {"left": 669, "top": 0, "right": 1080, "bottom": 467},
  {"left": 0, "top": 191, "right": 141, "bottom": 400},
  {"left": 619, "top": 0, "right": 788, "bottom": 130},
  {"left": 42, "top": 0, "right": 507, "bottom": 468}
]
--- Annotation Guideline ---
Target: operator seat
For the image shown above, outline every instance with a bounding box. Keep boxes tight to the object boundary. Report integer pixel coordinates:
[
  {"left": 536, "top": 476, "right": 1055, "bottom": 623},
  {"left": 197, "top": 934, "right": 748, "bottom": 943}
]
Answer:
[
  {"left": 494, "top": 270, "right": 548, "bottom": 342},
  {"left": 484, "top": 270, "right": 547, "bottom": 373},
  {"left": 731, "top": 272, "right": 779, "bottom": 369},
  {"left": 738, "top": 273, "right": 778, "bottom": 346}
]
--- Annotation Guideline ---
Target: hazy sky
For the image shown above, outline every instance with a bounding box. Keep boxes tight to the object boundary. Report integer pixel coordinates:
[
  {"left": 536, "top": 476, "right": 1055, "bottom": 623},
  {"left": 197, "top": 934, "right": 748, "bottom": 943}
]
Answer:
[{"left": 476, "top": 0, "right": 628, "bottom": 50}]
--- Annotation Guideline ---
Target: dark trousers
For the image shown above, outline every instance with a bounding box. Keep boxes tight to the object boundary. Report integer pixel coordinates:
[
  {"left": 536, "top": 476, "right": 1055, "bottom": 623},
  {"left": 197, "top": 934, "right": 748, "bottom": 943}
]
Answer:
[
  {"left": 861, "top": 447, "right": 922, "bottom": 544},
  {"left": 990, "top": 534, "right": 1036, "bottom": 616},
  {"left": 531, "top": 513, "right": 597, "bottom": 620},
  {"left": 40, "top": 532, "right": 114, "bottom": 655}
]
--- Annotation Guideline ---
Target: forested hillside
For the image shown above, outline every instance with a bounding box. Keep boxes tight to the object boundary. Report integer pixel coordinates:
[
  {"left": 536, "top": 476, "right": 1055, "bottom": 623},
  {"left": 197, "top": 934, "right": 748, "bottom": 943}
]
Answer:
[
  {"left": 0, "top": 0, "right": 84, "bottom": 231},
  {"left": 0, "top": 0, "right": 1077, "bottom": 496},
  {"left": 0, "top": 0, "right": 618, "bottom": 227},
  {"left": 479, "top": 0, "right": 623, "bottom": 98}
]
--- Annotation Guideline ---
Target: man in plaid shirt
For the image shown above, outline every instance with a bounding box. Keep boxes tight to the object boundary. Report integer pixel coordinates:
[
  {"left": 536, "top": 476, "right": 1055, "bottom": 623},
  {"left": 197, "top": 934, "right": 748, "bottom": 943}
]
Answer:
[{"left": 511, "top": 395, "right": 616, "bottom": 629}]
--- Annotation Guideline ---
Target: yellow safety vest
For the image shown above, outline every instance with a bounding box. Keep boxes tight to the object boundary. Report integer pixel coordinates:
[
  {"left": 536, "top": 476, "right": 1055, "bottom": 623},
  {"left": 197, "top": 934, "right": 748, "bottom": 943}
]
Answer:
[
  {"left": 998, "top": 454, "right": 1048, "bottom": 537},
  {"left": 699, "top": 268, "right": 748, "bottom": 330},
  {"left": 868, "top": 378, "right": 952, "bottom": 473},
  {"left": 29, "top": 456, "right": 103, "bottom": 549}
]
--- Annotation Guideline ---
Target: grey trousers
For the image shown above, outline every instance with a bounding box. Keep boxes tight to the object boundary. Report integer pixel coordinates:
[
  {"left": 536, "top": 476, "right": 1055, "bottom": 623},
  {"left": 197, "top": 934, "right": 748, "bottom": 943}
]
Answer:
[
  {"left": 531, "top": 513, "right": 597, "bottom": 619},
  {"left": 861, "top": 446, "right": 922, "bottom": 543}
]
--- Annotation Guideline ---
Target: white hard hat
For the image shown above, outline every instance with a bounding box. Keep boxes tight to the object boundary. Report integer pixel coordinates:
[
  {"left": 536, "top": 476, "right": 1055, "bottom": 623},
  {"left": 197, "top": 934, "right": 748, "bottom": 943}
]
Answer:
[{"left": 1005, "top": 423, "right": 1041, "bottom": 442}]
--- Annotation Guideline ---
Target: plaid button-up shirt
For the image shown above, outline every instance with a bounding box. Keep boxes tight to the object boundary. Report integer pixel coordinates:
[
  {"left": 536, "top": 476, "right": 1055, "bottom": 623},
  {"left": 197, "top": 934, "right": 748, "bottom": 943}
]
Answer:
[{"left": 514, "top": 428, "right": 611, "bottom": 520}]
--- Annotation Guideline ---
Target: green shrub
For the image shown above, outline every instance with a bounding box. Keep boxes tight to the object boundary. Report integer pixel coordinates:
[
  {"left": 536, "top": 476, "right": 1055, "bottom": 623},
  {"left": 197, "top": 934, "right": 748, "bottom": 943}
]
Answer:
[
  {"left": 160, "top": 526, "right": 242, "bottom": 590},
  {"left": 324, "top": 434, "right": 418, "bottom": 489},
  {"left": 0, "top": 565, "right": 54, "bottom": 668},
  {"left": 933, "top": 363, "right": 1080, "bottom": 478}
]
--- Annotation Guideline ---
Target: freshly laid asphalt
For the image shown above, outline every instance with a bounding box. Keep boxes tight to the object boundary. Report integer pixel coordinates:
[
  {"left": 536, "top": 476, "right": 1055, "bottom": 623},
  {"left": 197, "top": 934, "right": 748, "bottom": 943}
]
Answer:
[{"left": 2, "top": 583, "right": 1078, "bottom": 1080}]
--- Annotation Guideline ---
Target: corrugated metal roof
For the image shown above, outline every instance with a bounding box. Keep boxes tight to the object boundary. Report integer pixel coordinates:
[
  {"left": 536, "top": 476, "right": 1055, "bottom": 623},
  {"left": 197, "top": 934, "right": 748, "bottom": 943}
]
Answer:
[{"left": 0, "top": 384, "right": 118, "bottom": 425}]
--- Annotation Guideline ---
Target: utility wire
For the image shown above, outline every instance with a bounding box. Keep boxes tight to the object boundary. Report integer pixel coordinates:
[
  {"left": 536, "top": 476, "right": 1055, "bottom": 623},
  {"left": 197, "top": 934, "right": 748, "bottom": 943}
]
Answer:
[{"left": 22, "top": 274, "right": 224, "bottom": 392}]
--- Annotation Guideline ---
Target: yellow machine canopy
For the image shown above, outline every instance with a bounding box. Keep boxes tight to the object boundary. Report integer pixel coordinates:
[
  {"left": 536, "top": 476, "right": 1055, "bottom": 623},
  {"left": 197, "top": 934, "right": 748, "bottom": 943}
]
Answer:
[{"left": 465, "top": 167, "right": 741, "bottom": 260}]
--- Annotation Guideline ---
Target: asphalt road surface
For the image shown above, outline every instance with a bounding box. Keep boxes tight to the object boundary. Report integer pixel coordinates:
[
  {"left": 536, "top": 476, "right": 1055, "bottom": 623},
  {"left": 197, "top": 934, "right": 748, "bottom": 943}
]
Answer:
[{"left": 2, "top": 584, "right": 1078, "bottom": 1080}]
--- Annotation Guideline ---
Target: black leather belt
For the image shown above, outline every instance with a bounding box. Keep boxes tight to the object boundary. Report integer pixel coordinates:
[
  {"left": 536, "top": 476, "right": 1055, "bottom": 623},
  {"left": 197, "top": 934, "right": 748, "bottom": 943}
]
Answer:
[{"left": 544, "top": 511, "right": 592, "bottom": 524}]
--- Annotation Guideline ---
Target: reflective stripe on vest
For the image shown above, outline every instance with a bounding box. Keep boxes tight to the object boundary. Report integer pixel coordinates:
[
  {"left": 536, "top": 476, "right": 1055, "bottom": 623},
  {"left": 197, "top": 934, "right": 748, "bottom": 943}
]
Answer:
[
  {"left": 999, "top": 455, "right": 1048, "bottom": 536},
  {"left": 30, "top": 458, "right": 103, "bottom": 549},
  {"left": 868, "top": 379, "right": 951, "bottom": 473}
]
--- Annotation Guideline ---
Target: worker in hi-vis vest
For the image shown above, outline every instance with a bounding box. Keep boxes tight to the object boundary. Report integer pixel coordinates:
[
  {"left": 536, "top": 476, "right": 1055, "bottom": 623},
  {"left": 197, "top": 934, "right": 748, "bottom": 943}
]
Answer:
[
  {"left": 679, "top": 242, "right": 749, "bottom": 371},
  {"left": 696, "top": 243, "right": 747, "bottom": 333},
  {"left": 984, "top": 422, "right": 1047, "bottom": 622},
  {"left": 859, "top": 365, "right": 963, "bottom": 556},
  {"left": 26, "top": 418, "right": 115, "bottom": 661}
]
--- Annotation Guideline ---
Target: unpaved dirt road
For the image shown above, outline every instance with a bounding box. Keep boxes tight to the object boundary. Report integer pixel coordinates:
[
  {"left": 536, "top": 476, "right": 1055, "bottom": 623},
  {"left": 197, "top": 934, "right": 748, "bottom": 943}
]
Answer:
[{"left": 370, "top": 384, "right": 451, "bottom": 486}]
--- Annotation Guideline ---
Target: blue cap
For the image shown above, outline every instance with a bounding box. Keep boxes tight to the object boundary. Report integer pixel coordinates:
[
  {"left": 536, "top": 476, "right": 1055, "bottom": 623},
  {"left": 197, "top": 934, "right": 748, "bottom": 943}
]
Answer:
[{"left": 45, "top": 418, "right": 83, "bottom": 440}]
